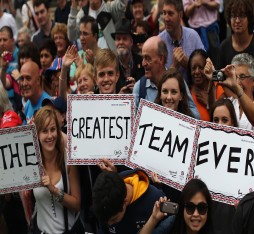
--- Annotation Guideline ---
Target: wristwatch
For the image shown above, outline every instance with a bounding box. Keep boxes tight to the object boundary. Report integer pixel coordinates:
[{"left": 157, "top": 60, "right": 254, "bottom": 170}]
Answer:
[{"left": 54, "top": 189, "right": 64, "bottom": 203}]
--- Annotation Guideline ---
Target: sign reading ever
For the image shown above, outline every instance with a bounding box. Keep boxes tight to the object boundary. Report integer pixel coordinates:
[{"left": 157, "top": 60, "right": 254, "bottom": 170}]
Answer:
[
  {"left": 0, "top": 125, "right": 43, "bottom": 194},
  {"left": 127, "top": 99, "right": 254, "bottom": 204},
  {"left": 67, "top": 94, "right": 135, "bottom": 165}
]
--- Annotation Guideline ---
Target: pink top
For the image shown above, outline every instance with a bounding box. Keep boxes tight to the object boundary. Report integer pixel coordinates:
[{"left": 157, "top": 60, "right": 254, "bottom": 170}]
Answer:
[{"left": 183, "top": 0, "right": 219, "bottom": 28}]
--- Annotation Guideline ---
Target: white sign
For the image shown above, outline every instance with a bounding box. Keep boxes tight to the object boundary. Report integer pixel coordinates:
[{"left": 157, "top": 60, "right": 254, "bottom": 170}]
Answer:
[
  {"left": 193, "top": 121, "right": 254, "bottom": 204},
  {"left": 67, "top": 94, "right": 135, "bottom": 165},
  {"left": 127, "top": 99, "right": 197, "bottom": 191},
  {"left": 0, "top": 125, "right": 43, "bottom": 194}
]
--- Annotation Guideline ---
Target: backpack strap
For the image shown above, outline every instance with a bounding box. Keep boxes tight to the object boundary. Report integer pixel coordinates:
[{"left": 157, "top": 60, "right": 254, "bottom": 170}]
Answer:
[
  {"left": 138, "top": 76, "right": 147, "bottom": 106},
  {"left": 62, "top": 162, "right": 68, "bottom": 232}
]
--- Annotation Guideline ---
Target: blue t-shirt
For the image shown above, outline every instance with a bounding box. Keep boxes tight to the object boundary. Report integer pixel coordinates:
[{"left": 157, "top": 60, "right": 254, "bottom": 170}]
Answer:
[{"left": 24, "top": 91, "right": 51, "bottom": 124}]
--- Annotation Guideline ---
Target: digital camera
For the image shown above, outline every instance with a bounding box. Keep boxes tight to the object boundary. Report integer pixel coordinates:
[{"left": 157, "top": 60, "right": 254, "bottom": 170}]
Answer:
[{"left": 212, "top": 70, "right": 225, "bottom": 82}]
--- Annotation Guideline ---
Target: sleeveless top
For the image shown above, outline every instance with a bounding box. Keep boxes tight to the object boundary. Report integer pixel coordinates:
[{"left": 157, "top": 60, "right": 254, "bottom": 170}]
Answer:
[{"left": 33, "top": 176, "right": 75, "bottom": 233}]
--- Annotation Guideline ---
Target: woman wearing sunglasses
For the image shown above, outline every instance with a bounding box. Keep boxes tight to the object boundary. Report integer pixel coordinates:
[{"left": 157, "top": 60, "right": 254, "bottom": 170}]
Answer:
[{"left": 139, "top": 179, "right": 213, "bottom": 234}]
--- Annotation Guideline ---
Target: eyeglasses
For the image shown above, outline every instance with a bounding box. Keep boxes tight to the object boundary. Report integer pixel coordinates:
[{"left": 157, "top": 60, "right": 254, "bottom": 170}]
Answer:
[
  {"left": 231, "top": 14, "right": 247, "bottom": 20},
  {"left": 184, "top": 202, "right": 208, "bottom": 215},
  {"left": 79, "top": 31, "right": 93, "bottom": 37},
  {"left": 236, "top": 74, "right": 254, "bottom": 80}
]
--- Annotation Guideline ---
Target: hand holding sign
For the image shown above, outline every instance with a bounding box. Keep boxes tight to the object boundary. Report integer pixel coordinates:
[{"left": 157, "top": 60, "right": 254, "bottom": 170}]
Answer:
[{"left": 97, "top": 158, "right": 117, "bottom": 172}]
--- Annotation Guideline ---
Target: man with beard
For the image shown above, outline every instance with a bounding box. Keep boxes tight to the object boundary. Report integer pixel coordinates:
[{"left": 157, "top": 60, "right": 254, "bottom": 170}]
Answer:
[{"left": 111, "top": 18, "right": 144, "bottom": 93}]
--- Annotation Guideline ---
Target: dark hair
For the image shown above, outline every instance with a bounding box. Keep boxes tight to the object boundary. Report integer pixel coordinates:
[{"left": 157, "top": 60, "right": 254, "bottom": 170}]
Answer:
[
  {"left": 155, "top": 68, "right": 194, "bottom": 117},
  {"left": 39, "top": 39, "right": 57, "bottom": 58},
  {"left": 158, "top": 40, "right": 168, "bottom": 66},
  {"left": 33, "top": 0, "right": 50, "bottom": 9},
  {"left": 225, "top": 0, "right": 254, "bottom": 34},
  {"left": 163, "top": 0, "right": 184, "bottom": 12},
  {"left": 133, "top": 20, "right": 152, "bottom": 37},
  {"left": 172, "top": 179, "right": 213, "bottom": 234},
  {"left": 210, "top": 99, "right": 238, "bottom": 127},
  {"left": 80, "top": 15, "right": 99, "bottom": 40},
  {"left": 92, "top": 171, "right": 127, "bottom": 223},
  {"left": 188, "top": 49, "right": 208, "bottom": 87},
  {"left": 0, "top": 26, "right": 13, "bottom": 39},
  {"left": 18, "top": 42, "right": 41, "bottom": 69}
]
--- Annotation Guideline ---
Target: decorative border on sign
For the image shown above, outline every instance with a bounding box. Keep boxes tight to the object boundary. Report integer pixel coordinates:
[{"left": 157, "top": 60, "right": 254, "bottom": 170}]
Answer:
[
  {"left": 193, "top": 121, "right": 254, "bottom": 204},
  {"left": 126, "top": 99, "right": 198, "bottom": 191},
  {"left": 0, "top": 124, "right": 43, "bottom": 194},
  {"left": 67, "top": 94, "right": 135, "bottom": 165}
]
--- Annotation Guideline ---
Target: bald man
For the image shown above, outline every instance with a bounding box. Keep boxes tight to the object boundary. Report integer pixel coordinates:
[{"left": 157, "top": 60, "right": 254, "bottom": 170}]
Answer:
[
  {"left": 133, "top": 36, "right": 200, "bottom": 119},
  {"left": 20, "top": 61, "right": 51, "bottom": 124}
]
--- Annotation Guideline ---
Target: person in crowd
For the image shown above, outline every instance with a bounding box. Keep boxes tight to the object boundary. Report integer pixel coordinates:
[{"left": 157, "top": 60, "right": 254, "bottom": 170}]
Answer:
[
  {"left": 55, "top": 0, "right": 71, "bottom": 24},
  {"left": 155, "top": 68, "right": 194, "bottom": 118},
  {"left": 1, "top": 0, "right": 16, "bottom": 18},
  {"left": 21, "top": 0, "right": 38, "bottom": 36},
  {"left": 45, "top": 57, "right": 72, "bottom": 96},
  {"left": 132, "top": 20, "right": 150, "bottom": 55},
  {"left": 40, "top": 39, "right": 57, "bottom": 71},
  {"left": 133, "top": 36, "right": 200, "bottom": 119},
  {"left": 51, "top": 23, "right": 71, "bottom": 58},
  {"left": 183, "top": 0, "right": 220, "bottom": 65},
  {"left": 218, "top": 0, "right": 254, "bottom": 69},
  {"left": 92, "top": 169, "right": 165, "bottom": 233},
  {"left": 17, "top": 27, "right": 31, "bottom": 48},
  {"left": 69, "top": 15, "right": 99, "bottom": 78},
  {"left": 42, "top": 96, "right": 67, "bottom": 134},
  {"left": 0, "top": 85, "right": 26, "bottom": 234},
  {"left": 67, "top": 0, "right": 128, "bottom": 51},
  {"left": 73, "top": 63, "right": 96, "bottom": 94},
  {"left": 210, "top": 98, "right": 238, "bottom": 127},
  {"left": 32, "top": 106, "right": 81, "bottom": 233},
  {"left": 159, "top": 0, "right": 204, "bottom": 85},
  {"left": 188, "top": 49, "right": 224, "bottom": 121},
  {"left": 19, "top": 60, "right": 50, "bottom": 123},
  {"left": 0, "top": 5, "right": 18, "bottom": 40},
  {"left": 111, "top": 18, "right": 144, "bottom": 93},
  {"left": 205, "top": 53, "right": 254, "bottom": 130},
  {"left": 130, "top": 0, "right": 163, "bottom": 36},
  {"left": 32, "top": 0, "right": 55, "bottom": 49},
  {"left": 139, "top": 179, "right": 213, "bottom": 234}
]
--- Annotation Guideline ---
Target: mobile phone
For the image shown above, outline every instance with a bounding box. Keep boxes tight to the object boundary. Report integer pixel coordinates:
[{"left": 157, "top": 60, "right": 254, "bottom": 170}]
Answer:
[
  {"left": 125, "top": 80, "right": 132, "bottom": 86},
  {"left": 3, "top": 52, "right": 13, "bottom": 62},
  {"left": 160, "top": 201, "right": 179, "bottom": 214}
]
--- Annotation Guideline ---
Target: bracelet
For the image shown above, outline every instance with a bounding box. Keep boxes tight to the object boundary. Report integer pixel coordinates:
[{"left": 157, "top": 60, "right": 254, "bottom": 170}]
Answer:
[
  {"left": 237, "top": 90, "right": 244, "bottom": 99},
  {"left": 54, "top": 189, "right": 64, "bottom": 203}
]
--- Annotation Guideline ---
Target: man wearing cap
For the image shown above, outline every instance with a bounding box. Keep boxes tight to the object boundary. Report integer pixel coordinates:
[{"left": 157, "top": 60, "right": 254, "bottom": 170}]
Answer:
[
  {"left": 111, "top": 18, "right": 144, "bottom": 93},
  {"left": 159, "top": 0, "right": 204, "bottom": 85},
  {"left": 20, "top": 61, "right": 51, "bottom": 124},
  {"left": 67, "top": 0, "right": 128, "bottom": 52}
]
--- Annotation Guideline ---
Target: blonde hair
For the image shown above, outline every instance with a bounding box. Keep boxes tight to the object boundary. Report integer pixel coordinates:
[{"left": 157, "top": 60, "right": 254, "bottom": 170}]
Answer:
[
  {"left": 94, "top": 49, "right": 119, "bottom": 74},
  {"left": 0, "top": 85, "right": 12, "bottom": 115},
  {"left": 75, "top": 63, "right": 96, "bottom": 84},
  {"left": 51, "top": 23, "right": 70, "bottom": 46},
  {"left": 34, "top": 106, "right": 64, "bottom": 170}
]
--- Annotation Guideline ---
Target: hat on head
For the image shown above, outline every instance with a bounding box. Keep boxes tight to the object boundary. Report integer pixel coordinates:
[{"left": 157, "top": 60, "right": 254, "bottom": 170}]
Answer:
[
  {"left": 44, "top": 57, "right": 63, "bottom": 80},
  {"left": 42, "top": 96, "right": 67, "bottom": 113},
  {"left": 0, "top": 110, "right": 22, "bottom": 129},
  {"left": 111, "top": 18, "right": 132, "bottom": 40}
]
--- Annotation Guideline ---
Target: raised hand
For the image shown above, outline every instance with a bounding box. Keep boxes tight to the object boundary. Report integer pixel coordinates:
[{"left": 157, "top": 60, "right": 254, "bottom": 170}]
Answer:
[{"left": 63, "top": 45, "right": 79, "bottom": 68}]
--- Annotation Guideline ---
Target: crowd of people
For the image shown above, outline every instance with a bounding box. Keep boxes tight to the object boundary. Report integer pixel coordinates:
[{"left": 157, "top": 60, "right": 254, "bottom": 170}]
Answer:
[{"left": 0, "top": 0, "right": 254, "bottom": 233}]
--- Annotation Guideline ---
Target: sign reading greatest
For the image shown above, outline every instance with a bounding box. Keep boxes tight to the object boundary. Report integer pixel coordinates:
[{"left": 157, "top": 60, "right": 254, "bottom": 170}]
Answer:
[
  {"left": 67, "top": 94, "right": 135, "bottom": 165},
  {"left": 0, "top": 124, "right": 43, "bottom": 194},
  {"left": 127, "top": 100, "right": 197, "bottom": 191}
]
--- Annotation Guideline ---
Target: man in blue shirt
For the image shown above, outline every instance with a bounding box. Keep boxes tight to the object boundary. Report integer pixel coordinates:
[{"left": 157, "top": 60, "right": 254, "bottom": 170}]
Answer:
[{"left": 20, "top": 61, "right": 50, "bottom": 124}]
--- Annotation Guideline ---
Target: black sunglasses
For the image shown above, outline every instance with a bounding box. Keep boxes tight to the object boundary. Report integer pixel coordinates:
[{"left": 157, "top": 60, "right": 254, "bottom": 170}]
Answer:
[{"left": 184, "top": 202, "right": 208, "bottom": 215}]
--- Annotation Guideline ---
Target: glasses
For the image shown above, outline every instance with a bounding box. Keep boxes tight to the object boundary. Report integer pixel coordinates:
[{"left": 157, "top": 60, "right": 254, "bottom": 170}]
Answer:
[
  {"left": 79, "top": 31, "right": 93, "bottom": 37},
  {"left": 184, "top": 202, "right": 208, "bottom": 215},
  {"left": 236, "top": 74, "right": 254, "bottom": 80},
  {"left": 231, "top": 13, "right": 247, "bottom": 20}
]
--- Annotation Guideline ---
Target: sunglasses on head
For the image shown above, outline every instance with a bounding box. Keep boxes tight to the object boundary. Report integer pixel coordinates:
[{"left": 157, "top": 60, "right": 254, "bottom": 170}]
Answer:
[{"left": 184, "top": 202, "right": 208, "bottom": 215}]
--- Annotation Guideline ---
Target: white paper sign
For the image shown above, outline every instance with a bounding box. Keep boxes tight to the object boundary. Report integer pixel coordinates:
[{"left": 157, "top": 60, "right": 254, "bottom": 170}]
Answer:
[
  {"left": 127, "top": 99, "right": 197, "bottom": 191},
  {"left": 0, "top": 125, "right": 43, "bottom": 194},
  {"left": 193, "top": 121, "right": 254, "bottom": 204},
  {"left": 67, "top": 94, "right": 135, "bottom": 165}
]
